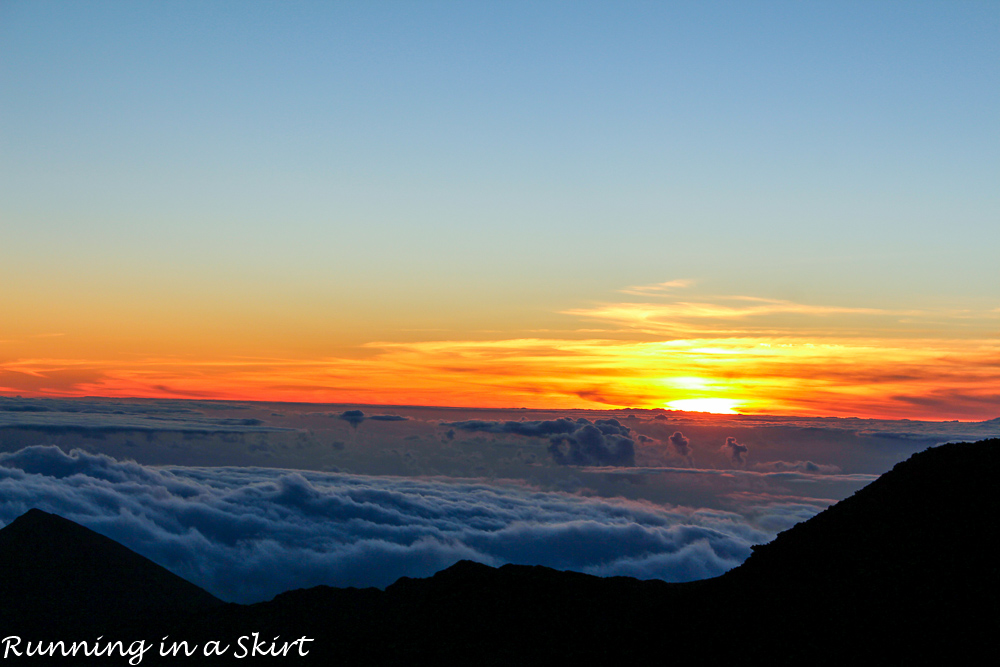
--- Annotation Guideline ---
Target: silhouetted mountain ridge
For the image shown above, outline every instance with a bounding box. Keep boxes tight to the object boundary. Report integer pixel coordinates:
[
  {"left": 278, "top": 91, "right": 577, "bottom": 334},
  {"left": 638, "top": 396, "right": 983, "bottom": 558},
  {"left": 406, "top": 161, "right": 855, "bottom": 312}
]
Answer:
[{"left": 737, "top": 437, "right": 997, "bottom": 582}]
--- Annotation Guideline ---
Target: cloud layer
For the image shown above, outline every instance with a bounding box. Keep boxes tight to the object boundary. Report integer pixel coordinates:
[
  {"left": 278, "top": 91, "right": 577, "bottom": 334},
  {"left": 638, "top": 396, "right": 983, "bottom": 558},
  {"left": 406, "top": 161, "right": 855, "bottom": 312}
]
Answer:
[
  {"left": 446, "top": 418, "right": 635, "bottom": 466},
  {"left": 0, "top": 446, "right": 799, "bottom": 603}
]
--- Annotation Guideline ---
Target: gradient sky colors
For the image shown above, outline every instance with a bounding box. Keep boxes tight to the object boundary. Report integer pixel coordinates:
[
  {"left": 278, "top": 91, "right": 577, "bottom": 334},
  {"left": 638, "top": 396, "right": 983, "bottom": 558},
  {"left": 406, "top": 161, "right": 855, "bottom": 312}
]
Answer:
[{"left": 2, "top": 1, "right": 998, "bottom": 419}]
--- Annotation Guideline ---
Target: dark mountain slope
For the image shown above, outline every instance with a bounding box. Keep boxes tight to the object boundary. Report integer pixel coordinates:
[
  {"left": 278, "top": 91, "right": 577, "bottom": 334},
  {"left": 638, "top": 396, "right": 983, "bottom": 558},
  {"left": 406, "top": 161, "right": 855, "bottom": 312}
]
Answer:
[
  {"left": 0, "top": 508, "right": 222, "bottom": 636},
  {"left": 735, "top": 437, "right": 998, "bottom": 585},
  {"left": 717, "top": 437, "right": 1000, "bottom": 662}
]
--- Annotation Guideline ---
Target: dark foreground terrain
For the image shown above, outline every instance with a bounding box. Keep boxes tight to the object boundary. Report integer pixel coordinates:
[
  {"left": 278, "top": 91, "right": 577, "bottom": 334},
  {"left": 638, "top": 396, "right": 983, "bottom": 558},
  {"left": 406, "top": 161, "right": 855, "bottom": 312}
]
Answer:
[{"left": 1, "top": 439, "right": 997, "bottom": 665}]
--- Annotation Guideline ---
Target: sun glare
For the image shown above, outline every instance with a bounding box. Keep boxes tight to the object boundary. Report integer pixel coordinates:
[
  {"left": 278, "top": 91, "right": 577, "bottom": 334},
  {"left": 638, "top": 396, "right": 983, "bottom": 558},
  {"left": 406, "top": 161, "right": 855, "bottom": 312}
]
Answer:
[{"left": 666, "top": 398, "right": 741, "bottom": 414}]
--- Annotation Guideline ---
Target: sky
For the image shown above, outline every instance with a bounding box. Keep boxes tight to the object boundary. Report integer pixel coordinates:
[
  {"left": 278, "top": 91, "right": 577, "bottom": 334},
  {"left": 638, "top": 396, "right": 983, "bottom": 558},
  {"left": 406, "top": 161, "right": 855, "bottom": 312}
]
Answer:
[{"left": 2, "top": 1, "right": 998, "bottom": 419}]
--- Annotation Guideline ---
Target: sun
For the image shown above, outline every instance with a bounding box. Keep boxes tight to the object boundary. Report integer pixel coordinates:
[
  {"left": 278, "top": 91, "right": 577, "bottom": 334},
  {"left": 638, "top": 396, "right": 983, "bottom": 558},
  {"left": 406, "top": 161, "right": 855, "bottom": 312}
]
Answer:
[{"left": 666, "top": 398, "right": 741, "bottom": 414}]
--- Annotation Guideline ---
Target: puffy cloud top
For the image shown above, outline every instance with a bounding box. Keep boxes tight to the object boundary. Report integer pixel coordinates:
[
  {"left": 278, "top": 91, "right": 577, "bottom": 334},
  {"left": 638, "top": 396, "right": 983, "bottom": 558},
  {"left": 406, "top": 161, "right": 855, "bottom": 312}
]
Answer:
[
  {"left": 722, "top": 437, "right": 749, "bottom": 465},
  {"left": 669, "top": 431, "right": 692, "bottom": 458},
  {"left": 0, "top": 446, "right": 784, "bottom": 603},
  {"left": 445, "top": 418, "right": 635, "bottom": 466},
  {"left": 338, "top": 410, "right": 366, "bottom": 427}
]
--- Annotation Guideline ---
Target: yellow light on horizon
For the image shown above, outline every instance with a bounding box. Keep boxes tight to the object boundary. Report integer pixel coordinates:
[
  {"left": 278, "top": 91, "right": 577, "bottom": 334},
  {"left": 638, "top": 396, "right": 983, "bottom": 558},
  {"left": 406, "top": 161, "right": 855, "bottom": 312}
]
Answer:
[{"left": 666, "top": 398, "right": 741, "bottom": 414}]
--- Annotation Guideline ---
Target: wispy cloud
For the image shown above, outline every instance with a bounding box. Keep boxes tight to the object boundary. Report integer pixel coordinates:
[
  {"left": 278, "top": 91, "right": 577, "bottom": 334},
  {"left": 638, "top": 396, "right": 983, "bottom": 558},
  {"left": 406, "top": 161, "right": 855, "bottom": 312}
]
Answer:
[
  {"left": 564, "top": 297, "right": 916, "bottom": 338},
  {"left": 619, "top": 279, "right": 695, "bottom": 296},
  {"left": 583, "top": 465, "right": 877, "bottom": 484}
]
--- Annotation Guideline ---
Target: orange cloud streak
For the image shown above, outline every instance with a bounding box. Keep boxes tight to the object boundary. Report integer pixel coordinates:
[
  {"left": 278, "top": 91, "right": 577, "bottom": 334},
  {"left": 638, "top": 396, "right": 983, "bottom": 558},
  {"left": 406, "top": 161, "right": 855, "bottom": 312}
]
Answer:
[{"left": 2, "top": 288, "right": 998, "bottom": 420}]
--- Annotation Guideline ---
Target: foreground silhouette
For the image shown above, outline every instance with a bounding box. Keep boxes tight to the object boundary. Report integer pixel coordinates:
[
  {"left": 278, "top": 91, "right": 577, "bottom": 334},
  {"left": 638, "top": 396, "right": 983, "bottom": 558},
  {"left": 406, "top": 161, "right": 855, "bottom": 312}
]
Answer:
[
  {"left": 1, "top": 439, "right": 996, "bottom": 664},
  {"left": 0, "top": 509, "right": 222, "bottom": 637}
]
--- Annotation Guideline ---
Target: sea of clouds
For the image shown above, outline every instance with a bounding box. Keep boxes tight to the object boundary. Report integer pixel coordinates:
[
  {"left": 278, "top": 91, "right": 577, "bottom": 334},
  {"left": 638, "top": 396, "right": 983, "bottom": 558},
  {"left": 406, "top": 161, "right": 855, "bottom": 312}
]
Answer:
[{"left": 0, "top": 445, "right": 823, "bottom": 604}]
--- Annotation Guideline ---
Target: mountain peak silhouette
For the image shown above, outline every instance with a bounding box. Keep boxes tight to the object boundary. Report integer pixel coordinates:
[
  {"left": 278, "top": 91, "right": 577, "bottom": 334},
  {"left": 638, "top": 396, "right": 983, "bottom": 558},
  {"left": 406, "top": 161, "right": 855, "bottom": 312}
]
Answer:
[{"left": 0, "top": 508, "right": 221, "bottom": 634}]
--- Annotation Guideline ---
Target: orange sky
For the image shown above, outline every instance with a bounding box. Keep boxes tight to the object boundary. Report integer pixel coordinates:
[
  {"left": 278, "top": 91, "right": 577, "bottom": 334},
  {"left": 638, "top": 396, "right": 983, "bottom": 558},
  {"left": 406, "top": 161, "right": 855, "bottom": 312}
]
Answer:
[{"left": 4, "top": 284, "right": 997, "bottom": 420}]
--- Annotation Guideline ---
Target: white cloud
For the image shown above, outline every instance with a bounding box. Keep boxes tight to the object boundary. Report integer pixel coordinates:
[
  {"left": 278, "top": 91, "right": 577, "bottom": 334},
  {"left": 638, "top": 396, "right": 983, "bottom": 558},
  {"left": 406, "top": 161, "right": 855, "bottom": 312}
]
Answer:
[{"left": 0, "top": 446, "right": 812, "bottom": 604}]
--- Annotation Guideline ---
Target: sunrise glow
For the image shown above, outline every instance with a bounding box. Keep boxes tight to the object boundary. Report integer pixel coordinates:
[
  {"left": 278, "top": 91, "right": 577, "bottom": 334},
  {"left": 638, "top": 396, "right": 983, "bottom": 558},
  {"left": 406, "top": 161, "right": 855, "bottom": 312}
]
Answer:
[
  {"left": 3, "top": 305, "right": 997, "bottom": 419},
  {"left": 666, "top": 398, "right": 741, "bottom": 415}
]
